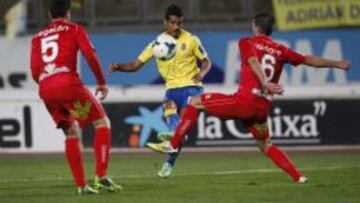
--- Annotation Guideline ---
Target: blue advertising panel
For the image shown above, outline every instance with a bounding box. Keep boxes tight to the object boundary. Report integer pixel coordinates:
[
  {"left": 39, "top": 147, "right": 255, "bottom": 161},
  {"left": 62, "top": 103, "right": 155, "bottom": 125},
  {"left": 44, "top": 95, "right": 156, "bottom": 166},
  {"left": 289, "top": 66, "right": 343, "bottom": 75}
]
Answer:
[{"left": 81, "top": 29, "right": 360, "bottom": 86}]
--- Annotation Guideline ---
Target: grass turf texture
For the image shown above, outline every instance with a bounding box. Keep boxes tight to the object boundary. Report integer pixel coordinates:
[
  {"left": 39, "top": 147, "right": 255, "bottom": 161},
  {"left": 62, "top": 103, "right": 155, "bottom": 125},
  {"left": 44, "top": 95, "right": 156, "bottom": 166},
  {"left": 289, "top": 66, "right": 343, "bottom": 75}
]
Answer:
[{"left": 0, "top": 150, "right": 359, "bottom": 203}]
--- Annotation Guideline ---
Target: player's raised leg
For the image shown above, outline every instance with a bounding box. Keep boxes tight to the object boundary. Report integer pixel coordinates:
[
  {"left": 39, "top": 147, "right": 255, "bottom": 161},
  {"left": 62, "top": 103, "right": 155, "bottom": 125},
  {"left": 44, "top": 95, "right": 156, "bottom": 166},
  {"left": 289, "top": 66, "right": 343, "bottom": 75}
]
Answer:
[
  {"left": 148, "top": 93, "right": 244, "bottom": 153},
  {"left": 170, "top": 96, "right": 204, "bottom": 149},
  {"left": 147, "top": 96, "right": 204, "bottom": 152},
  {"left": 92, "top": 117, "right": 123, "bottom": 192},
  {"left": 157, "top": 100, "right": 183, "bottom": 178},
  {"left": 247, "top": 122, "right": 308, "bottom": 183},
  {"left": 157, "top": 87, "right": 204, "bottom": 177},
  {"left": 158, "top": 100, "right": 179, "bottom": 141}
]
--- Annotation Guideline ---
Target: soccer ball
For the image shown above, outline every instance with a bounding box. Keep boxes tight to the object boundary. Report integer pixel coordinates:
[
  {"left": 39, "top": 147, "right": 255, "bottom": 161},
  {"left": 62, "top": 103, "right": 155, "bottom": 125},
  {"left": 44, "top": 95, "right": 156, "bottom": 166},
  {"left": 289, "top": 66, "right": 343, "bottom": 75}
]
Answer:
[{"left": 152, "top": 33, "right": 177, "bottom": 60}]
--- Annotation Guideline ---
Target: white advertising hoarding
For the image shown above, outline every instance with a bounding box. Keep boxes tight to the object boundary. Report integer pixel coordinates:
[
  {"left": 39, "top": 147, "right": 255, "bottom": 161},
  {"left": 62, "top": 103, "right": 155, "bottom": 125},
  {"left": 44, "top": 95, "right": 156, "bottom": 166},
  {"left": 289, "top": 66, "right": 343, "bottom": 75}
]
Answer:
[
  {"left": 0, "top": 99, "right": 64, "bottom": 153},
  {"left": 0, "top": 37, "right": 35, "bottom": 90}
]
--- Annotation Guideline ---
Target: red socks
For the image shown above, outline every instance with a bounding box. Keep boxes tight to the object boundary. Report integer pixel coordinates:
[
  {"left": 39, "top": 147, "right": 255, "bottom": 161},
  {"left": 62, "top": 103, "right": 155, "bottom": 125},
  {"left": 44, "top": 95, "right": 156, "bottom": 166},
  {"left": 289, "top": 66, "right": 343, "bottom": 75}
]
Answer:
[
  {"left": 94, "top": 127, "right": 111, "bottom": 177},
  {"left": 65, "top": 138, "right": 86, "bottom": 187},
  {"left": 170, "top": 105, "right": 200, "bottom": 148},
  {"left": 266, "top": 145, "right": 302, "bottom": 181},
  {"left": 65, "top": 127, "right": 111, "bottom": 187}
]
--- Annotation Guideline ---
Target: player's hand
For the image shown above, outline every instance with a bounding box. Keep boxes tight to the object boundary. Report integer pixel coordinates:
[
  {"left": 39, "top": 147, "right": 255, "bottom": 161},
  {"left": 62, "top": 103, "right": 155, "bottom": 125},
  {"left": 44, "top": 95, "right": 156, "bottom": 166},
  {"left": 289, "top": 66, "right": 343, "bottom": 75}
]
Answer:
[
  {"left": 108, "top": 63, "right": 119, "bottom": 74},
  {"left": 263, "top": 82, "right": 284, "bottom": 95},
  {"left": 336, "top": 60, "right": 351, "bottom": 71},
  {"left": 192, "top": 73, "right": 204, "bottom": 84},
  {"left": 95, "top": 85, "right": 109, "bottom": 100}
]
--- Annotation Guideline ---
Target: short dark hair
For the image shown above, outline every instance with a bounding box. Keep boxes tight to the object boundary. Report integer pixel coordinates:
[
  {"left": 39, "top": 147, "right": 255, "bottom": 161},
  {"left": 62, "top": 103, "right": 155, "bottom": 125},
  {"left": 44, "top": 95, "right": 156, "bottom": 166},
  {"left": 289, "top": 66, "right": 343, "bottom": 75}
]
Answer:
[
  {"left": 164, "top": 4, "right": 183, "bottom": 20},
  {"left": 253, "top": 12, "right": 275, "bottom": 36},
  {"left": 49, "top": 0, "right": 71, "bottom": 18}
]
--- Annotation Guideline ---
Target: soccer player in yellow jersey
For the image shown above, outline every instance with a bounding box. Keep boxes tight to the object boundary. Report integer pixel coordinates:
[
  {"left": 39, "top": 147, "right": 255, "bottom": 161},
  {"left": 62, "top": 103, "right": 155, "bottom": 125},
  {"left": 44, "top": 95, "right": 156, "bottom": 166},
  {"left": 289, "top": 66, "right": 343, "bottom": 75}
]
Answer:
[{"left": 109, "top": 4, "right": 211, "bottom": 178}]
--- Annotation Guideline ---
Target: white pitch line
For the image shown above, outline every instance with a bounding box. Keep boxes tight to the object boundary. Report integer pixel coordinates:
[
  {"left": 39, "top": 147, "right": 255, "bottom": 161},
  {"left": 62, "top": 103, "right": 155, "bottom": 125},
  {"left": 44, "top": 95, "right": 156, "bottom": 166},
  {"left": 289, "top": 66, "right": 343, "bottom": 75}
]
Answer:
[{"left": 0, "top": 165, "right": 357, "bottom": 184}]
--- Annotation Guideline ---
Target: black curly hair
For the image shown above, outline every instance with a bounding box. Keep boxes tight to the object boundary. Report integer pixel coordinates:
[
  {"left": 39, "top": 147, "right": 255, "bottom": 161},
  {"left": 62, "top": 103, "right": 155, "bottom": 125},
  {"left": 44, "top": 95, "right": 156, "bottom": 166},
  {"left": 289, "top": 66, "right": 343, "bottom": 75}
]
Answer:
[
  {"left": 164, "top": 4, "right": 183, "bottom": 20},
  {"left": 253, "top": 12, "right": 275, "bottom": 36},
  {"left": 49, "top": 0, "right": 71, "bottom": 18}
]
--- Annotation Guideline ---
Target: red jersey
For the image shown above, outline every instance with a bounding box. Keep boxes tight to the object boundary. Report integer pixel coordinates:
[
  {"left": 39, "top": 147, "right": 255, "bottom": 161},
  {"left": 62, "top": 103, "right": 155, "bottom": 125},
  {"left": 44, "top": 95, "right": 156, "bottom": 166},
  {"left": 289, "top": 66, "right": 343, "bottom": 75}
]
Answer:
[
  {"left": 30, "top": 19, "right": 105, "bottom": 91},
  {"left": 237, "top": 35, "right": 305, "bottom": 100}
]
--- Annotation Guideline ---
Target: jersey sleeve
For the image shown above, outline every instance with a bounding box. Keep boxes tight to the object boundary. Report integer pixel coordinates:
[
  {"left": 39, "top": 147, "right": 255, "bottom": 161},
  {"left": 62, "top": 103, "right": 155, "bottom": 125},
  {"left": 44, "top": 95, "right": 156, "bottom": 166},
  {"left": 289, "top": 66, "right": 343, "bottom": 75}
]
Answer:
[
  {"left": 76, "top": 25, "right": 106, "bottom": 85},
  {"left": 192, "top": 36, "right": 208, "bottom": 60},
  {"left": 76, "top": 25, "right": 95, "bottom": 53},
  {"left": 239, "top": 38, "right": 256, "bottom": 63},
  {"left": 283, "top": 46, "right": 305, "bottom": 66},
  {"left": 137, "top": 42, "right": 154, "bottom": 63},
  {"left": 30, "top": 37, "right": 41, "bottom": 84}
]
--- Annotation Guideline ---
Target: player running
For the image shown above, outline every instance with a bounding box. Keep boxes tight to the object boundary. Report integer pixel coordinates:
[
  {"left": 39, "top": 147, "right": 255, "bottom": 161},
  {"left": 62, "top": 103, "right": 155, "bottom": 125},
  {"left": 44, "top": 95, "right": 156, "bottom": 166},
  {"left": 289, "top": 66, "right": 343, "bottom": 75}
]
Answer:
[
  {"left": 109, "top": 4, "right": 211, "bottom": 178},
  {"left": 30, "top": 0, "right": 122, "bottom": 194},
  {"left": 147, "top": 12, "right": 350, "bottom": 183}
]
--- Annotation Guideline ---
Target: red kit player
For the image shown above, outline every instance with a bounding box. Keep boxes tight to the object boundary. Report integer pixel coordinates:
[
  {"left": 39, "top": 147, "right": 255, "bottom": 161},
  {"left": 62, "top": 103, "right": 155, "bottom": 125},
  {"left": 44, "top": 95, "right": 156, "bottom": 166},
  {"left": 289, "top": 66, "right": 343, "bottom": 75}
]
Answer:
[
  {"left": 30, "top": 0, "right": 121, "bottom": 194},
  {"left": 147, "top": 13, "right": 350, "bottom": 183}
]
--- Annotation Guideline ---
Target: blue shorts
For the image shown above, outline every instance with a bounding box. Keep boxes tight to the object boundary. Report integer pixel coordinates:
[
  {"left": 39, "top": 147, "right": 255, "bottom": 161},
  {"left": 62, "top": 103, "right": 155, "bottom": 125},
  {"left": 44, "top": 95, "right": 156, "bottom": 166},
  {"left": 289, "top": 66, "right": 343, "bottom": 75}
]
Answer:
[{"left": 164, "top": 86, "right": 203, "bottom": 109}]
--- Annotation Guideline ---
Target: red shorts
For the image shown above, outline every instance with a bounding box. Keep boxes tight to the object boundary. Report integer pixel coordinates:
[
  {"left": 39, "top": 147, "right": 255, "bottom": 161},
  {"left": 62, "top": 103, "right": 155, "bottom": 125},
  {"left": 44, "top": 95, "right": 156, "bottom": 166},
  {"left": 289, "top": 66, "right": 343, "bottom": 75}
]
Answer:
[
  {"left": 201, "top": 93, "right": 270, "bottom": 140},
  {"left": 39, "top": 84, "right": 106, "bottom": 129}
]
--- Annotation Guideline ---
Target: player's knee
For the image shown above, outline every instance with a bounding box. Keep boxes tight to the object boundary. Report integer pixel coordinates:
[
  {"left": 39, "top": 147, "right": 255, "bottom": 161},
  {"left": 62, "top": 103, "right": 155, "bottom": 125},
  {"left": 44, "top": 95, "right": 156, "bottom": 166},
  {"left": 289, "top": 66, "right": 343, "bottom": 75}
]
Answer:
[
  {"left": 256, "top": 139, "right": 272, "bottom": 154},
  {"left": 62, "top": 123, "right": 80, "bottom": 138},
  {"left": 163, "top": 100, "right": 177, "bottom": 117},
  {"left": 188, "top": 96, "right": 202, "bottom": 108},
  {"left": 163, "top": 100, "right": 177, "bottom": 109},
  {"left": 93, "top": 116, "right": 111, "bottom": 129},
  {"left": 258, "top": 145, "right": 267, "bottom": 154}
]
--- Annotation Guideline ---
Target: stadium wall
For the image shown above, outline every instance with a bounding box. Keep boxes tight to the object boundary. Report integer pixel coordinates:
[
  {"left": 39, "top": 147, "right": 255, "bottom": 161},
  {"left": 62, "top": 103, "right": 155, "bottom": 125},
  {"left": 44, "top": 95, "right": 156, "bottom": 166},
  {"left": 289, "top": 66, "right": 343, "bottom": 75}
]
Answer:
[{"left": 0, "top": 92, "right": 64, "bottom": 153}]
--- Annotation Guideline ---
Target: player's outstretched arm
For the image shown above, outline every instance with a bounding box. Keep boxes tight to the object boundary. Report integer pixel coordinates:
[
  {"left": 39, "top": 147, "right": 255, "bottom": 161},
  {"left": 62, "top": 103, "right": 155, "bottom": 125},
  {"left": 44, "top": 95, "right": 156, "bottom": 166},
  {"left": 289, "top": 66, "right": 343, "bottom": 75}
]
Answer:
[
  {"left": 108, "top": 59, "right": 144, "bottom": 74},
  {"left": 304, "top": 56, "right": 351, "bottom": 71}
]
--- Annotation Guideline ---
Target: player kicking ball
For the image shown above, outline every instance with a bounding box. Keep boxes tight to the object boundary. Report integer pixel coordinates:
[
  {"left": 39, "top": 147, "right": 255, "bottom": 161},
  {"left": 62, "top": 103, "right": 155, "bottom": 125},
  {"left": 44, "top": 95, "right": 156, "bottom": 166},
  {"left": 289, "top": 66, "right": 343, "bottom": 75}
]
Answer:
[
  {"left": 147, "top": 12, "right": 350, "bottom": 183},
  {"left": 109, "top": 4, "right": 211, "bottom": 178},
  {"left": 30, "top": 0, "right": 122, "bottom": 194}
]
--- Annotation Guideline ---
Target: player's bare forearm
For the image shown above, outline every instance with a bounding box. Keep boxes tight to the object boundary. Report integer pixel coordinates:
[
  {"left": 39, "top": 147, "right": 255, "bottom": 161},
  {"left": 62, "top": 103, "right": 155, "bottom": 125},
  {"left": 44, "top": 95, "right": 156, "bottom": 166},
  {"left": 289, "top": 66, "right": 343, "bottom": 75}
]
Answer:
[
  {"left": 248, "top": 57, "right": 284, "bottom": 95},
  {"left": 192, "top": 58, "right": 211, "bottom": 83},
  {"left": 108, "top": 60, "right": 144, "bottom": 73},
  {"left": 199, "top": 58, "right": 211, "bottom": 78},
  {"left": 110, "top": 63, "right": 138, "bottom": 72},
  {"left": 304, "top": 55, "right": 351, "bottom": 70}
]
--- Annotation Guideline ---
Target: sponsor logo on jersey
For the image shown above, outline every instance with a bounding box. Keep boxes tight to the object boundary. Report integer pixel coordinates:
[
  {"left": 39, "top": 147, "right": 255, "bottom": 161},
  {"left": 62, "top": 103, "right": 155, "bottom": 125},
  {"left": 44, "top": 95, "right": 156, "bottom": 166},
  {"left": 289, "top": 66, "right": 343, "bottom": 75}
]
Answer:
[{"left": 181, "top": 43, "right": 187, "bottom": 51}]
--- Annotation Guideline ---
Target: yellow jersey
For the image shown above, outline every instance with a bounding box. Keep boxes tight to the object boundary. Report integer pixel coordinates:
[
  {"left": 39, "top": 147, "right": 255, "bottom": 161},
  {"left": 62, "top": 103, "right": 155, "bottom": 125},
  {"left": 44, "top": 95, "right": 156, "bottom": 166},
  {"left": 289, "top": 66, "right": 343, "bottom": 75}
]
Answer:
[{"left": 138, "top": 29, "right": 208, "bottom": 89}]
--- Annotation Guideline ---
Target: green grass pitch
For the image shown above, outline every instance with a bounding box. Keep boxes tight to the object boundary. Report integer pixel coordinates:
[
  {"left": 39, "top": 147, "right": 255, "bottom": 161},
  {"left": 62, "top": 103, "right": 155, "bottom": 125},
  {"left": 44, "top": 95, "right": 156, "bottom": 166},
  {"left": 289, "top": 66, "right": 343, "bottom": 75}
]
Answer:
[{"left": 0, "top": 150, "right": 359, "bottom": 203}]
